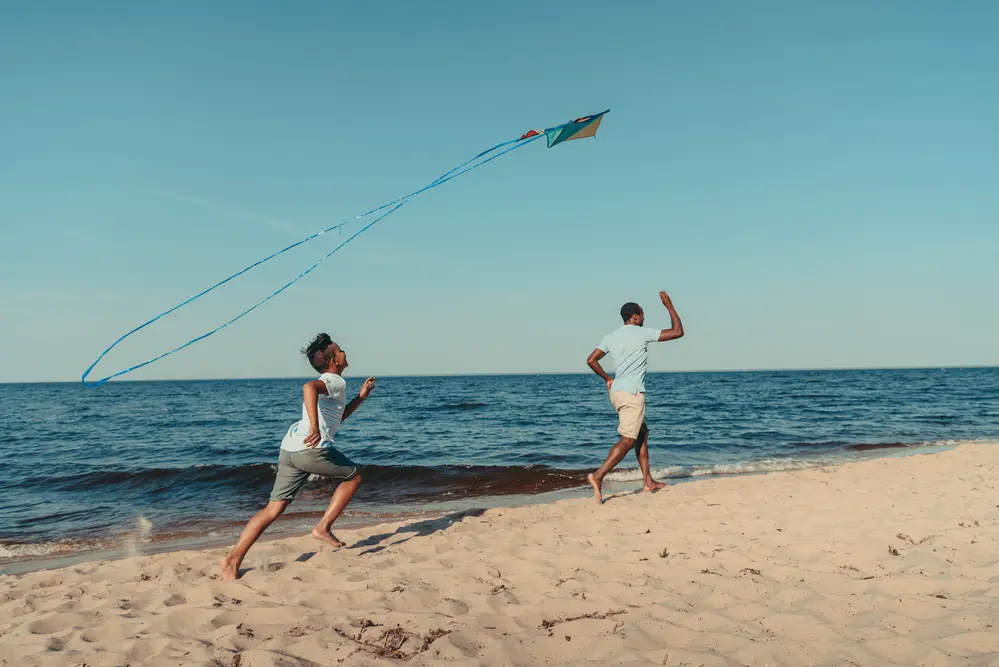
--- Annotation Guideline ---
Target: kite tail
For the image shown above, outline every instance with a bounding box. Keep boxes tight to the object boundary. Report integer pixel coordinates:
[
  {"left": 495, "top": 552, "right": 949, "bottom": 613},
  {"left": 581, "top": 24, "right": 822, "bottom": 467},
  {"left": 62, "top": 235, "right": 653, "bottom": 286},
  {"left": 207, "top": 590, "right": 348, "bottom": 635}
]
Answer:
[{"left": 81, "top": 134, "right": 544, "bottom": 386}]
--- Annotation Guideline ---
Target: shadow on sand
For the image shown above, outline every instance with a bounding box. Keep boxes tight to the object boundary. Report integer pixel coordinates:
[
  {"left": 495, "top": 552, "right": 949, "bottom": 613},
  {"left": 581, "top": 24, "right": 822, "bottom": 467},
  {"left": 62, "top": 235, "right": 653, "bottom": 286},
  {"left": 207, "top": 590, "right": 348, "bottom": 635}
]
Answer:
[{"left": 348, "top": 508, "right": 487, "bottom": 555}]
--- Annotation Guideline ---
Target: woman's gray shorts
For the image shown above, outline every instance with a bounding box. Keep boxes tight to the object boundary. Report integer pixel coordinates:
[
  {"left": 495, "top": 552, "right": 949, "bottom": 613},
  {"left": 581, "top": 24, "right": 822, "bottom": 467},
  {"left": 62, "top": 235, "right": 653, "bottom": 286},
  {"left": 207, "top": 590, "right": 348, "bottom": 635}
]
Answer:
[{"left": 270, "top": 447, "right": 360, "bottom": 502}]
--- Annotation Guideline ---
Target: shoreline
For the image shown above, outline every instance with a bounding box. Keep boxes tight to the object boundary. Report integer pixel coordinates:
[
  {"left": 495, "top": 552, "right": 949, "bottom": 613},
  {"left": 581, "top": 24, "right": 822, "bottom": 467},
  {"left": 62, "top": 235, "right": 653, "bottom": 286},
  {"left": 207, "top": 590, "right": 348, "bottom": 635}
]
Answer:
[
  {"left": 2, "top": 443, "right": 997, "bottom": 665},
  {"left": 0, "top": 442, "right": 966, "bottom": 576},
  {"left": 0, "top": 486, "right": 591, "bottom": 577}
]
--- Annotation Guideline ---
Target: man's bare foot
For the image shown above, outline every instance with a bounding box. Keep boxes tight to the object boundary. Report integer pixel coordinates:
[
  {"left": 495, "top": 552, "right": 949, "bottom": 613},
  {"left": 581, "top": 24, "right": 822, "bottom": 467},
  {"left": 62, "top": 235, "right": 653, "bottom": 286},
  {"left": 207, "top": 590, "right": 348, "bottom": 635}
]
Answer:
[
  {"left": 643, "top": 480, "right": 667, "bottom": 493},
  {"left": 587, "top": 473, "right": 604, "bottom": 504},
  {"left": 311, "top": 527, "right": 345, "bottom": 548},
  {"left": 220, "top": 556, "right": 239, "bottom": 581}
]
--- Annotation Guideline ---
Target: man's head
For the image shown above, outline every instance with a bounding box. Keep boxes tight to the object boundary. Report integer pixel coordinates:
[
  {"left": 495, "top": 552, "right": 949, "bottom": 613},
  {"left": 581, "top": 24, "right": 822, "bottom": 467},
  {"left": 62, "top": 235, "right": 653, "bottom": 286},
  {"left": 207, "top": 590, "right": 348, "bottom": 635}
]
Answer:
[
  {"left": 620, "top": 302, "right": 644, "bottom": 326},
  {"left": 302, "top": 332, "right": 348, "bottom": 374}
]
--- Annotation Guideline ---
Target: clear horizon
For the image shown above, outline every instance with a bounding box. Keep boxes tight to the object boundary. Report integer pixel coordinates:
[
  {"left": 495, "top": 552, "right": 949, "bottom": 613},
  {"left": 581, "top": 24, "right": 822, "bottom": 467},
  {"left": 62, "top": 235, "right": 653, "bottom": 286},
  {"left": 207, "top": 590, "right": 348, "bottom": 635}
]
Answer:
[{"left": 3, "top": 363, "right": 997, "bottom": 387}]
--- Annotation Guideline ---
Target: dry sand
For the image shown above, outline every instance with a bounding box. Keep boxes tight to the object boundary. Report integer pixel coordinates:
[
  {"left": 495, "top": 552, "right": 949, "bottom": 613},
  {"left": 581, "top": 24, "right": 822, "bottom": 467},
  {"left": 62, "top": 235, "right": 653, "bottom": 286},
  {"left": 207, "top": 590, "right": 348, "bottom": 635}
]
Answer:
[{"left": 1, "top": 444, "right": 997, "bottom": 666}]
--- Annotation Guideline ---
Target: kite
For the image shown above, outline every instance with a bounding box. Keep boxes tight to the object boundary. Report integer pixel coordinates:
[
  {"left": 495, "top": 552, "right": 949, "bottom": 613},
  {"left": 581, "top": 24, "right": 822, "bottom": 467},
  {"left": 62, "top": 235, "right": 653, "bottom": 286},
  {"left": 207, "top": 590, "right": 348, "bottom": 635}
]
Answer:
[{"left": 81, "top": 110, "right": 610, "bottom": 386}]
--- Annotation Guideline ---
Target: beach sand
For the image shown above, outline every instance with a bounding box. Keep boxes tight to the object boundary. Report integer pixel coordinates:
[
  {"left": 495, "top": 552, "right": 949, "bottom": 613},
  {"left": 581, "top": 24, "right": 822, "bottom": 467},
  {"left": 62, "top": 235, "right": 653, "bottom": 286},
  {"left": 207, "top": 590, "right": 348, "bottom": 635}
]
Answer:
[{"left": 1, "top": 444, "right": 997, "bottom": 666}]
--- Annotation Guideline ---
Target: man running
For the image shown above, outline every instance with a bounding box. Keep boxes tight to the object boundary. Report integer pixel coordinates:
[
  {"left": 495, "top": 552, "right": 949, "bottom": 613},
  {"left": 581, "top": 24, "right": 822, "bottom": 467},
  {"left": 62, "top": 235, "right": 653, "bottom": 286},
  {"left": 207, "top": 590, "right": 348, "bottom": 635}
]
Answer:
[
  {"left": 586, "top": 291, "right": 684, "bottom": 503},
  {"left": 221, "top": 333, "right": 374, "bottom": 580}
]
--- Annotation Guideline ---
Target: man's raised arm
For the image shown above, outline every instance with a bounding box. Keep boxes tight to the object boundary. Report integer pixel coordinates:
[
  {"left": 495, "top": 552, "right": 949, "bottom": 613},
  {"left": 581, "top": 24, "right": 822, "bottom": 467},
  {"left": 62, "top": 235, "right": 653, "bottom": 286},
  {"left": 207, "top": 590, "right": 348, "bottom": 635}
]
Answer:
[
  {"left": 657, "top": 291, "right": 684, "bottom": 342},
  {"left": 342, "top": 377, "right": 377, "bottom": 422}
]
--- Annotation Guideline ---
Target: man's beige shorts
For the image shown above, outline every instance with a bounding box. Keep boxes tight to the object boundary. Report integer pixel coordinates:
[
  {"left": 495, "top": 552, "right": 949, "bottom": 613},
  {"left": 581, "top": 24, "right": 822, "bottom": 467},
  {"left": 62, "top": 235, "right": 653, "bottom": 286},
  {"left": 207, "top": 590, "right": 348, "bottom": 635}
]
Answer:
[{"left": 610, "top": 391, "right": 646, "bottom": 439}]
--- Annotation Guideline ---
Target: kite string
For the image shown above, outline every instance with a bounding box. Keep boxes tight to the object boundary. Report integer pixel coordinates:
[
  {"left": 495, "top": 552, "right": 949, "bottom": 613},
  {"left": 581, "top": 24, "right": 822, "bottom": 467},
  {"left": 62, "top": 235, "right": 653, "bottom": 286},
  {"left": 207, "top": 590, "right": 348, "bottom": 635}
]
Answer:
[
  {"left": 82, "top": 133, "right": 543, "bottom": 386},
  {"left": 83, "top": 137, "right": 522, "bottom": 383}
]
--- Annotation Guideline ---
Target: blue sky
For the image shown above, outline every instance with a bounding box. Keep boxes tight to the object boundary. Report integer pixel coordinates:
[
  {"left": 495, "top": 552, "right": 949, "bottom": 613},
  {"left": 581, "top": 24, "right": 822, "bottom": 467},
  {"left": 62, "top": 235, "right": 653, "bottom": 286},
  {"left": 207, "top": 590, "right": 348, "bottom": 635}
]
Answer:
[{"left": 2, "top": 1, "right": 997, "bottom": 382}]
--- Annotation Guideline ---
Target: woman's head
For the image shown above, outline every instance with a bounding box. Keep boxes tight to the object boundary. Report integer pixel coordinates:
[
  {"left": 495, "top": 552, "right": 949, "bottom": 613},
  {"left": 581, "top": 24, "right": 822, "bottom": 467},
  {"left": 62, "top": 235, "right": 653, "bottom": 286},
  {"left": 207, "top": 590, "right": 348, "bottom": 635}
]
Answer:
[{"left": 302, "top": 333, "right": 348, "bottom": 373}]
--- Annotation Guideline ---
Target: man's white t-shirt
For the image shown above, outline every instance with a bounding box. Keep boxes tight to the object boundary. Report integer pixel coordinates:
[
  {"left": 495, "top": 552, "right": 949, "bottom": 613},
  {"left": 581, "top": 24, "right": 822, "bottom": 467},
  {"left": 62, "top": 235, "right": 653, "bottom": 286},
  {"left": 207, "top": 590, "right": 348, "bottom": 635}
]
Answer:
[
  {"left": 596, "top": 325, "right": 661, "bottom": 395},
  {"left": 280, "top": 373, "right": 347, "bottom": 452}
]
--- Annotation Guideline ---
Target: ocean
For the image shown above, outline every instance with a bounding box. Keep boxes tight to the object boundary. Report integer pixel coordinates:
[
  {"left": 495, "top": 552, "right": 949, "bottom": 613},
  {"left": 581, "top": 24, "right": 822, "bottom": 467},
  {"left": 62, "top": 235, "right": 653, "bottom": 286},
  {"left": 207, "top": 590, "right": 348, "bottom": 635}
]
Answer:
[{"left": 1, "top": 368, "right": 997, "bottom": 571}]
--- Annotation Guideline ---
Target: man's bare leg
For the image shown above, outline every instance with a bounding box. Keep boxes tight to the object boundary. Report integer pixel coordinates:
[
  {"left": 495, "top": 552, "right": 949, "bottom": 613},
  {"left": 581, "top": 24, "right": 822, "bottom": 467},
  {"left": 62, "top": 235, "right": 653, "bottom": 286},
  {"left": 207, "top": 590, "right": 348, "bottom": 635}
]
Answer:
[
  {"left": 311, "top": 474, "right": 362, "bottom": 548},
  {"left": 587, "top": 436, "right": 637, "bottom": 503},
  {"left": 634, "top": 424, "right": 666, "bottom": 492},
  {"left": 220, "top": 500, "right": 290, "bottom": 581}
]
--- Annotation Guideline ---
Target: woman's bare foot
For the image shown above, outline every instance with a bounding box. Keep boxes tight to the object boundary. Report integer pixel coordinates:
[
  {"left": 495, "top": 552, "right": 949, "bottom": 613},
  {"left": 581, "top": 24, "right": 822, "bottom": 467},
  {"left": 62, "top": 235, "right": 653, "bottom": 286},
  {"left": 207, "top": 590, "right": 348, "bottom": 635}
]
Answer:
[
  {"left": 220, "top": 556, "right": 239, "bottom": 581},
  {"left": 311, "top": 527, "right": 345, "bottom": 548},
  {"left": 587, "top": 473, "right": 604, "bottom": 504},
  {"left": 643, "top": 480, "right": 667, "bottom": 493}
]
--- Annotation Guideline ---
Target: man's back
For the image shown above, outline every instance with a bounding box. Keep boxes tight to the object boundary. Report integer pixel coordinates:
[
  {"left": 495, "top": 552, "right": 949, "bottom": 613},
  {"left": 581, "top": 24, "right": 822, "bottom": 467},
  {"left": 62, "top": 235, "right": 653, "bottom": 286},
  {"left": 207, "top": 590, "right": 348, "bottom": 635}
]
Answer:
[{"left": 598, "top": 325, "right": 660, "bottom": 395}]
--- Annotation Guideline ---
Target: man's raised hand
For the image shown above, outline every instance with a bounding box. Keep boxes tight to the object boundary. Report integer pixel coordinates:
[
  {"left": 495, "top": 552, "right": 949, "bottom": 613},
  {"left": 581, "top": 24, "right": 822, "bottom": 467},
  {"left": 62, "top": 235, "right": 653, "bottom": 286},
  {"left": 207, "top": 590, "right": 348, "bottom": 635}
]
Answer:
[{"left": 360, "top": 377, "right": 377, "bottom": 399}]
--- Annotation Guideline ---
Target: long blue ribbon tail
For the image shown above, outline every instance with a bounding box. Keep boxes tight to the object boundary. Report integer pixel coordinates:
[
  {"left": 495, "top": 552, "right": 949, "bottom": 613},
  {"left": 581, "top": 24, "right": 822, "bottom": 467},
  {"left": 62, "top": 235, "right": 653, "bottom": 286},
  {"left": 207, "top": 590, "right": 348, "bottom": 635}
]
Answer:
[{"left": 81, "top": 134, "right": 544, "bottom": 386}]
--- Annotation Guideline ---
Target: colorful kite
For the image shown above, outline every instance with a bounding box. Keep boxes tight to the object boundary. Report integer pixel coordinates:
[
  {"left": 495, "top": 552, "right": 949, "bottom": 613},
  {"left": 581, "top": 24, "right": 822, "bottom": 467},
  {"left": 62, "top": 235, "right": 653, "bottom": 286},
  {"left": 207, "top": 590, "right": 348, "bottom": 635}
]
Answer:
[
  {"left": 519, "top": 111, "right": 608, "bottom": 146},
  {"left": 82, "top": 110, "right": 610, "bottom": 386}
]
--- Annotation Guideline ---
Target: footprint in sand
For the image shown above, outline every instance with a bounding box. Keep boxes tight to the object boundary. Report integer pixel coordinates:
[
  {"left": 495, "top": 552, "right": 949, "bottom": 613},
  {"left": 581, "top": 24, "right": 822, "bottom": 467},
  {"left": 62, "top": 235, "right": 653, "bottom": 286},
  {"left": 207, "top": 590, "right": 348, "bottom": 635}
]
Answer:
[
  {"left": 164, "top": 593, "right": 186, "bottom": 607},
  {"left": 125, "top": 638, "right": 167, "bottom": 663},
  {"left": 160, "top": 608, "right": 219, "bottom": 635},
  {"left": 209, "top": 610, "right": 244, "bottom": 631},
  {"left": 28, "top": 615, "right": 72, "bottom": 635},
  {"left": 54, "top": 600, "right": 79, "bottom": 612}
]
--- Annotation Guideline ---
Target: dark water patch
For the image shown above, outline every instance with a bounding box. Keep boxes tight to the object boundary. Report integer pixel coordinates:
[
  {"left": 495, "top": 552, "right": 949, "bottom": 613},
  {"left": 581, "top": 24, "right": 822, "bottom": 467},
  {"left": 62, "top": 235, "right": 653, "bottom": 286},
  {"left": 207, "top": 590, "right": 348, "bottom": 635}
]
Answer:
[
  {"left": 788, "top": 439, "right": 938, "bottom": 453},
  {"left": 324, "top": 464, "right": 588, "bottom": 504},
  {"left": 912, "top": 415, "right": 958, "bottom": 425},
  {"left": 18, "top": 463, "right": 278, "bottom": 492},
  {"left": 791, "top": 441, "right": 845, "bottom": 449},
  {"left": 845, "top": 442, "right": 911, "bottom": 452}
]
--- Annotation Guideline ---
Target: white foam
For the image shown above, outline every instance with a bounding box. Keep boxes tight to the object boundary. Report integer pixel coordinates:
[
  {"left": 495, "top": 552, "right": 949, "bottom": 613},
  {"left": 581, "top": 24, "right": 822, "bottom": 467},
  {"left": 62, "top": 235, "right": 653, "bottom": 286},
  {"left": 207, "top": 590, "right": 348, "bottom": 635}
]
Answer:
[
  {"left": 604, "top": 465, "right": 687, "bottom": 482},
  {"left": 0, "top": 542, "right": 61, "bottom": 560},
  {"left": 603, "top": 438, "right": 998, "bottom": 484},
  {"left": 603, "top": 459, "right": 831, "bottom": 483},
  {"left": 690, "top": 457, "right": 835, "bottom": 477},
  {"left": 0, "top": 538, "right": 113, "bottom": 563}
]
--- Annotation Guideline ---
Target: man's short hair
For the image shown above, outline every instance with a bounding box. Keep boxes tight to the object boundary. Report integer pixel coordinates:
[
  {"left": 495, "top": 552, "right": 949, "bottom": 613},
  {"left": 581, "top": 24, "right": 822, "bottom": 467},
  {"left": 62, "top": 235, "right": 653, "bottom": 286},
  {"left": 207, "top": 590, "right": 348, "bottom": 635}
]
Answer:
[
  {"left": 302, "top": 332, "right": 334, "bottom": 372},
  {"left": 620, "top": 302, "right": 642, "bottom": 323}
]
